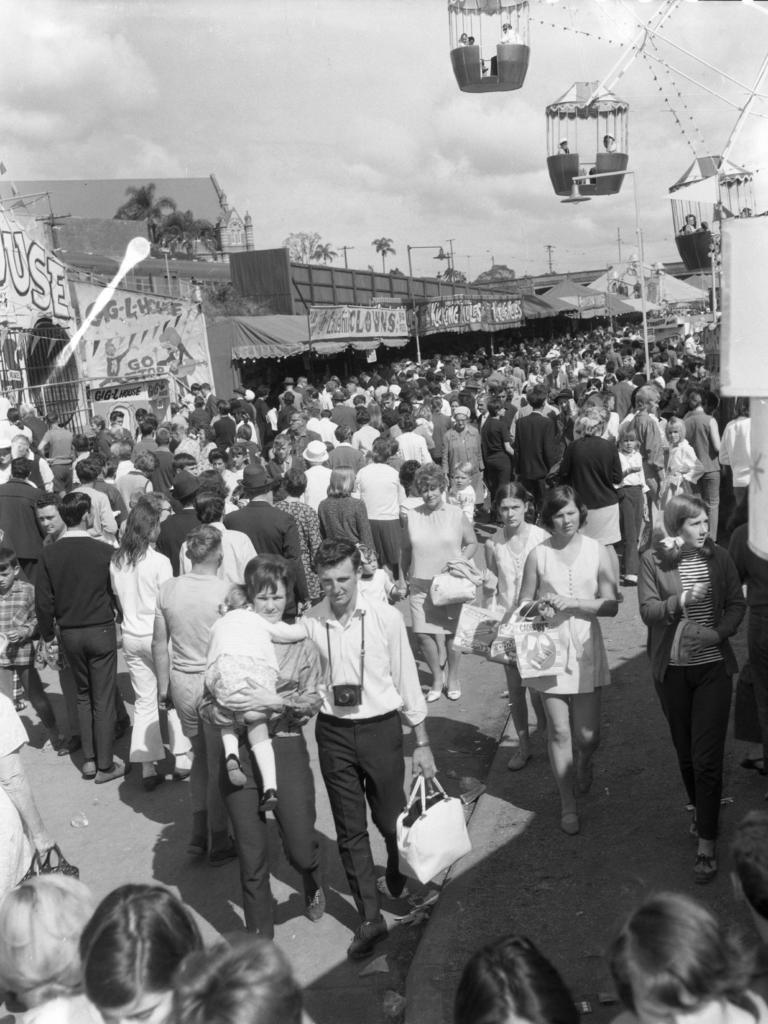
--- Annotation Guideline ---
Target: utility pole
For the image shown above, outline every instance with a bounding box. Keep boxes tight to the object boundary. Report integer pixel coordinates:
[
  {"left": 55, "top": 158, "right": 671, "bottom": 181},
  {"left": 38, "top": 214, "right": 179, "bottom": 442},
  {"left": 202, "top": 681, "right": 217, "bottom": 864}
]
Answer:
[
  {"left": 340, "top": 245, "right": 354, "bottom": 269},
  {"left": 445, "top": 238, "right": 455, "bottom": 274},
  {"left": 617, "top": 228, "right": 623, "bottom": 264},
  {"left": 544, "top": 244, "right": 555, "bottom": 274}
]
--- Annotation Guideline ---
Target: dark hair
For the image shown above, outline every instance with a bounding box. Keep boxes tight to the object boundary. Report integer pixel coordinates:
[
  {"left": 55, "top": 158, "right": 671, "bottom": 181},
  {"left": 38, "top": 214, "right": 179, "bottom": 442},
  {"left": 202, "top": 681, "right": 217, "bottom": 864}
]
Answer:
[
  {"left": 73, "top": 433, "right": 91, "bottom": 453},
  {"left": 10, "top": 457, "right": 31, "bottom": 480},
  {"left": 540, "top": 486, "right": 587, "bottom": 530},
  {"left": 399, "top": 459, "right": 421, "bottom": 495},
  {"left": 59, "top": 491, "right": 91, "bottom": 527},
  {"left": 658, "top": 494, "right": 715, "bottom": 563},
  {"left": 731, "top": 810, "right": 768, "bottom": 920},
  {"left": 244, "top": 555, "right": 290, "bottom": 602},
  {"left": 454, "top": 935, "right": 577, "bottom": 1024},
  {"left": 172, "top": 939, "right": 302, "bottom": 1024},
  {"left": 80, "top": 885, "right": 202, "bottom": 1014},
  {"left": 36, "top": 495, "right": 60, "bottom": 511},
  {"left": 0, "top": 545, "right": 19, "bottom": 570},
  {"left": 139, "top": 420, "right": 155, "bottom": 438},
  {"left": 196, "top": 471, "right": 228, "bottom": 500},
  {"left": 112, "top": 501, "right": 162, "bottom": 570},
  {"left": 527, "top": 384, "right": 548, "bottom": 409},
  {"left": 314, "top": 539, "right": 361, "bottom": 574},
  {"left": 185, "top": 525, "right": 222, "bottom": 564},
  {"left": 486, "top": 399, "right": 501, "bottom": 418},
  {"left": 399, "top": 411, "right": 416, "bottom": 433},
  {"left": 334, "top": 424, "right": 352, "bottom": 443},
  {"left": 371, "top": 437, "right": 391, "bottom": 464},
  {"left": 195, "top": 491, "right": 225, "bottom": 524},
  {"left": 609, "top": 892, "right": 756, "bottom": 1019},
  {"left": 133, "top": 451, "right": 157, "bottom": 476},
  {"left": 75, "top": 457, "right": 100, "bottom": 484},
  {"left": 495, "top": 481, "right": 533, "bottom": 510},
  {"left": 173, "top": 453, "right": 198, "bottom": 473},
  {"left": 208, "top": 448, "right": 226, "bottom": 465},
  {"left": 283, "top": 467, "right": 307, "bottom": 498}
]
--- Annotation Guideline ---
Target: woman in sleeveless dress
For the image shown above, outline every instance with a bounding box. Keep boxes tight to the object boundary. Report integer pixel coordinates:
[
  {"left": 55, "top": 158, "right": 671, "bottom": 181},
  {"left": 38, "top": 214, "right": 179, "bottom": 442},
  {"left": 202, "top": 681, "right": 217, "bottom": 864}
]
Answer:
[
  {"left": 484, "top": 483, "right": 548, "bottom": 771},
  {"left": 519, "top": 486, "right": 619, "bottom": 836}
]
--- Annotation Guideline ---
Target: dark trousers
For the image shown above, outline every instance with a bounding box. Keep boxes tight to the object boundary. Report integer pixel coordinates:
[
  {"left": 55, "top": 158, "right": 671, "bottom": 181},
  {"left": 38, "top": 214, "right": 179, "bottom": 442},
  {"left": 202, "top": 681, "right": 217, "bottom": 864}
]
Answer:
[
  {"left": 221, "top": 731, "right": 321, "bottom": 938},
  {"left": 520, "top": 477, "right": 548, "bottom": 514},
  {"left": 484, "top": 454, "right": 513, "bottom": 505},
  {"left": 655, "top": 661, "right": 731, "bottom": 840},
  {"left": 316, "top": 710, "right": 405, "bottom": 923},
  {"left": 617, "top": 484, "right": 644, "bottom": 577},
  {"left": 59, "top": 623, "right": 117, "bottom": 770},
  {"left": 748, "top": 607, "right": 768, "bottom": 765},
  {"left": 51, "top": 463, "right": 73, "bottom": 493}
]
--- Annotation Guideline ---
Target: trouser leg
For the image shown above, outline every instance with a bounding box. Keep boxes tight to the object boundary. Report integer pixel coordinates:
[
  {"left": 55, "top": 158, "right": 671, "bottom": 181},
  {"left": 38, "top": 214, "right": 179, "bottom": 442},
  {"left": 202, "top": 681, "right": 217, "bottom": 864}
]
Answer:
[
  {"left": 84, "top": 625, "right": 118, "bottom": 771},
  {"left": 317, "top": 714, "right": 381, "bottom": 923},
  {"left": 655, "top": 666, "right": 696, "bottom": 808},
  {"left": 60, "top": 630, "right": 96, "bottom": 761},
  {"left": 688, "top": 662, "right": 732, "bottom": 840},
  {"left": 122, "top": 635, "right": 165, "bottom": 764},
  {"left": 272, "top": 734, "right": 321, "bottom": 896},
  {"left": 358, "top": 713, "right": 406, "bottom": 897}
]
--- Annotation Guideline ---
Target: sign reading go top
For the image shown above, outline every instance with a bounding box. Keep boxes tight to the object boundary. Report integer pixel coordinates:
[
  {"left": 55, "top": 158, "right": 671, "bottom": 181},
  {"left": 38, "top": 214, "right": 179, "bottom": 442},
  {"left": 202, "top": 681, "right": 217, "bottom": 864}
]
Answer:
[{"left": 309, "top": 305, "right": 408, "bottom": 341}]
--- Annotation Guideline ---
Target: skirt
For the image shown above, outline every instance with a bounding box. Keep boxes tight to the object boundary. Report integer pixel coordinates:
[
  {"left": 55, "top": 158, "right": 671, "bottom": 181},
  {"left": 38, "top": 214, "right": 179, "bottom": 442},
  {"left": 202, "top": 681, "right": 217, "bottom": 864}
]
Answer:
[
  {"left": 370, "top": 518, "right": 402, "bottom": 566},
  {"left": 409, "top": 578, "right": 461, "bottom": 636},
  {"left": 581, "top": 503, "right": 621, "bottom": 546}
]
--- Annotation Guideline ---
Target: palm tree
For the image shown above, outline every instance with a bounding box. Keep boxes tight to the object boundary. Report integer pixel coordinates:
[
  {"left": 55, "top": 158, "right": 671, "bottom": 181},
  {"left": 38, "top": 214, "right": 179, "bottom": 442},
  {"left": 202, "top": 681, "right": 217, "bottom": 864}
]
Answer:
[
  {"left": 157, "top": 209, "right": 217, "bottom": 258},
  {"left": 114, "top": 183, "right": 177, "bottom": 244},
  {"left": 312, "top": 242, "right": 338, "bottom": 264},
  {"left": 372, "top": 237, "right": 395, "bottom": 273}
]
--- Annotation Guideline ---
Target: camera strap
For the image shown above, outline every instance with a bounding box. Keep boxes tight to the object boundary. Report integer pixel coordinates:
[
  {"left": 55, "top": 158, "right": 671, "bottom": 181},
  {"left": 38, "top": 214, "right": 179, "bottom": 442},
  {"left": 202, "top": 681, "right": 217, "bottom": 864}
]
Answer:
[{"left": 325, "top": 610, "right": 365, "bottom": 688}]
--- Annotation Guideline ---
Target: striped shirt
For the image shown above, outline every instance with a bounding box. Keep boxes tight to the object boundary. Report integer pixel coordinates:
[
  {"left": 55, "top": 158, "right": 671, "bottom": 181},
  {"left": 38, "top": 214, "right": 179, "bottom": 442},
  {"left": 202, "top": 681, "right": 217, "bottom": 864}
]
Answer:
[{"left": 670, "top": 551, "right": 722, "bottom": 666}]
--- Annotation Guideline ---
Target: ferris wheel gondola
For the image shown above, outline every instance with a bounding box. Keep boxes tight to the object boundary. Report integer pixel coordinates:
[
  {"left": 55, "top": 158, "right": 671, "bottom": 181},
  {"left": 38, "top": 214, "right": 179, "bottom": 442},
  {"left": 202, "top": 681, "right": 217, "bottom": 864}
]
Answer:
[{"left": 448, "top": 0, "right": 530, "bottom": 94}]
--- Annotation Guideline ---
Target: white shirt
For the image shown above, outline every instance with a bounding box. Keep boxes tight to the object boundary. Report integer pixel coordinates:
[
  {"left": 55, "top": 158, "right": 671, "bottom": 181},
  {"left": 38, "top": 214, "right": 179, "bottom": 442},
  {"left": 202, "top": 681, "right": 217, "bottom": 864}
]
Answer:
[
  {"left": 355, "top": 462, "right": 405, "bottom": 521},
  {"left": 309, "top": 416, "right": 338, "bottom": 447},
  {"left": 396, "top": 431, "right": 431, "bottom": 465},
  {"left": 178, "top": 521, "right": 257, "bottom": 584},
  {"left": 352, "top": 424, "right": 380, "bottom": 454},
  {"left": 110, "top": 548, "right": 173, "bottom": 637},
  {"left": 303, "top": 465, "right": 333, "bottom": 511},
  {"left": 719, "top": 416, "right": 751, "bottom": 486},
  {"left": 304, "top": 593, "right": 426, "bottom": 724}
]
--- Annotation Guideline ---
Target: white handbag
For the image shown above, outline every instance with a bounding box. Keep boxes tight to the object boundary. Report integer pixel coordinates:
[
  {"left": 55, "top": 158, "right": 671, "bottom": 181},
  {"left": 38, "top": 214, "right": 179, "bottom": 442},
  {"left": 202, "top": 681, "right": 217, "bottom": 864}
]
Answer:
[
  {"left": 429, "top": 573, "right": 477, "bottom": 607},
  {"left": 397, "top": 776, "right": 472, "bottom": 884}
]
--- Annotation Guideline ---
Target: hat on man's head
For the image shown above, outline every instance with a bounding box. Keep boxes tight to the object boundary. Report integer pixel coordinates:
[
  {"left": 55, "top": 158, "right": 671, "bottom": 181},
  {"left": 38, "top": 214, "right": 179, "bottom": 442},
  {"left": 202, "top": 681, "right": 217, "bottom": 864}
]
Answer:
[
  {"left": 171, "top": 471, "right": 199, "bottom": 504},
  {"left": 303, "top": 440, "right": 329, "bottom": 465},
  {"left": 241, "top": 463, "right": 274, "bottom": 496},
  {"left": 244, "top": 389, "right": 255, "bottom": 401},
  {"left": 232, "top": 386, "right": 245, "bottom": 396},
  {"left": 556, "top": 389, "right": 574, "bottom": 402}
]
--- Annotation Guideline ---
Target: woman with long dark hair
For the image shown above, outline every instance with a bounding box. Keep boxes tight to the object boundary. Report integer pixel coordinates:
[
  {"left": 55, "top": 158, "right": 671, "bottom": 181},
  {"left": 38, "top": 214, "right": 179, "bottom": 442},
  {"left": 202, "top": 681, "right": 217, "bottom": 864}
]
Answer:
[
  {"left": 110, "top": 495, "right": 188, "bottom": 790},
  {"left": 638, "top": 494, "right": 745, "bottom": 883}
]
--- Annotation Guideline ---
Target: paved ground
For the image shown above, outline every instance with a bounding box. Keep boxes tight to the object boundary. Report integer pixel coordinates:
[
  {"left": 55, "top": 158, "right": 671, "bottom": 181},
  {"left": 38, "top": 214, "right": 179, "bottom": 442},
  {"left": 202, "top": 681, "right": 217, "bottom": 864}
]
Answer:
[{"left": 2, "top": 577, "right": 762, "bottom": 1024}]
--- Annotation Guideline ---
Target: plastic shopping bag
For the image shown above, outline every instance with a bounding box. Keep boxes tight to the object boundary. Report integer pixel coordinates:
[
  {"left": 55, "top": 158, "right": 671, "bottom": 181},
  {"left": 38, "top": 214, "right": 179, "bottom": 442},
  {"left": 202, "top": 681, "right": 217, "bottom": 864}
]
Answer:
[
  {"left": 453, "top": 601, "right": 504, "bottom": 657},
  {"left": 508, "top": 603, "right": 568, "bottom": 679},
  {"left": 397, "top": 776, "right": 472, "bottom": 884}
]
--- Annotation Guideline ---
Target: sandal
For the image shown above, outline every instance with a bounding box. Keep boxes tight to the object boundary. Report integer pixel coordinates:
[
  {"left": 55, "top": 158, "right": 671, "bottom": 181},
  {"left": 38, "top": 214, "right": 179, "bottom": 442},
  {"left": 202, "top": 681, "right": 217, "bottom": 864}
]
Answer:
[
  {"left": 446, "top": 688, "right": 462, "bottom": 701},
  {"left": 694, "top": 852, "right": 718, "bottom": 884},
  {"left": 425, "top": 688, "right": 443, "bottom": 703},
  {"left": 560, "top": 812, "right": 580, "bottom": 836}
]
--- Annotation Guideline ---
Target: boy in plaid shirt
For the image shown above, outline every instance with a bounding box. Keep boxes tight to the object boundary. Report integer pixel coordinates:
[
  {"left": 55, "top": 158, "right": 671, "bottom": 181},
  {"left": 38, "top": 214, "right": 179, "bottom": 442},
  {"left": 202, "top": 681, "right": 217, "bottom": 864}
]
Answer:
[{"left": 0, "top": 545, "right": 61, "bottom": 747}]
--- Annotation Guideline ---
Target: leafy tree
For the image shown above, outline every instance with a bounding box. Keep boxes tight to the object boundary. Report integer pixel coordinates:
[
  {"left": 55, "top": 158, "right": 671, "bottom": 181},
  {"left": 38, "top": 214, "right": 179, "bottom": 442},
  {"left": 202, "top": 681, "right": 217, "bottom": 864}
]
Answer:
[
  {"left": 200, "top": 281, "right": 271, "bottom": 318},
  {"left": 114, "top": 183, "right": 177, "bottom": 243},
  {"left": 312, "top": 242, "right": 338, "bottom": 264},
  {"left": 372, "top": 237, "right": 395, "bottom": 273},
  {"left": 283, "top": 231, "right": 322, "bottom": 263},
  {"left": 157, "top": 209, "right": 217, "bottom": 258},
  {"left": 473, "top": 264, "right": 516, "bottom": 284},
  {"left": 439, "top": 267, "right": 467, "bottom": 284}
]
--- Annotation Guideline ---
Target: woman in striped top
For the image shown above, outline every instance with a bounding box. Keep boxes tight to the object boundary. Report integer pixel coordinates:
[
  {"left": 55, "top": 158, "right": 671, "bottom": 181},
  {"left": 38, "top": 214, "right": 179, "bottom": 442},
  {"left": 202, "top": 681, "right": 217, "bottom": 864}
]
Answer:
[{"left": 638, "top": 495, "right": 745, "bottom": 885}]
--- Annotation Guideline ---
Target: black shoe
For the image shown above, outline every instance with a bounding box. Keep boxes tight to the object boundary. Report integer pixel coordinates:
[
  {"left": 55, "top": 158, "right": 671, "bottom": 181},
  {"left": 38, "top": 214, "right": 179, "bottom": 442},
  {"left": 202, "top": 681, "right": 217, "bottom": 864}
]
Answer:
[
  {"left": 187, "top": 834, "right": 207, "bottom": 857},
  {"left": 347, "top": 917, "right": 388, "bottom": 960},
  {"left": 114, "top": 717, "right": 131, "bottom": 740},
  {"left": 142, "top": 772, "right": 164, "bottom": 792},
  {"left": 225, "top": 754, "right": 247, "bottom": 787},
  {"left": 209, "top": 841, "right": 238, "bottom": 867},
  {"left": 694, "top": 852, "right": 718, "bottom": 884},
  {"left": 306, "top": 886, "right": 326, "bottom": 922},
  {"left": 259, "top": 788, "right": 278, "bottom": 812},
  {"left": 61, "top": 735, "right": 82, "bottom": 757}
]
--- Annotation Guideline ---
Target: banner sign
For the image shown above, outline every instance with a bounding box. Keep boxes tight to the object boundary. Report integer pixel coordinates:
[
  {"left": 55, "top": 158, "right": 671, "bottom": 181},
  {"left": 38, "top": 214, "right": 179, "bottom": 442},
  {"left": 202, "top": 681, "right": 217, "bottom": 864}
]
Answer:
[
  {"left": 0, "top": 213, "right": 73, "bottom": 327},
  {"left": 418, "top": 297, "right": 523, "bottom": 336},
  {"left": 309, "top": 305, "right": 408, "bottom": 342},
  {"left": 69, "top": 281, "right": 213, "bottom": 389}
]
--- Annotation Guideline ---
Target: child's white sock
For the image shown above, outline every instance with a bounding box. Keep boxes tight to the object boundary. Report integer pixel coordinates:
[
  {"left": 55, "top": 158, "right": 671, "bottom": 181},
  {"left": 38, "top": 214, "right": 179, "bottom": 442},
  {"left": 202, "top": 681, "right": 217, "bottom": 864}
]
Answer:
[{"left": 251, "top": 738, "right": 277, "bottom": 792}]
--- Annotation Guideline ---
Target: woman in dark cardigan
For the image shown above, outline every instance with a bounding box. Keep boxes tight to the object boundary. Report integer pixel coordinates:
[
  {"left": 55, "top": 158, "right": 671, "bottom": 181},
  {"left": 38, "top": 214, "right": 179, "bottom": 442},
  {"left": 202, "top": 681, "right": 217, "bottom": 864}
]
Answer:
[
  {"left": 558, "top": 409, "right": 623, "bottom": 548},
  {"left": 317, "top": 467, "right": 375, "bottom": 550},
  {"left": 638, "top": 494, "right": 745, "bottom": 885}
]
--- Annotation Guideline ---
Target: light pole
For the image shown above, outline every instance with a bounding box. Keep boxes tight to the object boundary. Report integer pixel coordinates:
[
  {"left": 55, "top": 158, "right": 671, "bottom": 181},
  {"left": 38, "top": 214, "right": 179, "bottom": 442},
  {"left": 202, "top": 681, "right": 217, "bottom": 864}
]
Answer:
[
  {"left": 563, "top": 169, "right": 650, "bottom": 381},
  {"left": 160, "top": 247, "right": 172, "bottom": 296},
  {"left": 407, "top": 244, "right": 450, "bottom": 364}
]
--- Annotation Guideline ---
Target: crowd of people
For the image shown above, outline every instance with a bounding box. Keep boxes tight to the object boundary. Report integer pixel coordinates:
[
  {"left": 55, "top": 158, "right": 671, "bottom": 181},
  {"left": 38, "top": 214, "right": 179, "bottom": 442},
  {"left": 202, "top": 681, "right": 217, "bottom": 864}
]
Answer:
[{"left": 0, "top": 322, "right": 765, "bottom": 1022}]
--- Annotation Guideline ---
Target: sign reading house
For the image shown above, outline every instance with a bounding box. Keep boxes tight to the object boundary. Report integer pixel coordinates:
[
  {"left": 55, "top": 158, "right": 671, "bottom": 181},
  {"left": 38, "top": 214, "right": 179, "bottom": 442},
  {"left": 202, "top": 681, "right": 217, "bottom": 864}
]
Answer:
[
  {"left": 0, "top": 214, "right": 73, "bottom": 326},
  {"left": 309, "top": 305, "right": 408, "bottom": 341}
]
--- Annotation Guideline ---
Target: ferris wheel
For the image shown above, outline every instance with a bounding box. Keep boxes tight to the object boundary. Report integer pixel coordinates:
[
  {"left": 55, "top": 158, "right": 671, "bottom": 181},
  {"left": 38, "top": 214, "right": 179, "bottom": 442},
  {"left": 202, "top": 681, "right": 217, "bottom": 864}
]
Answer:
[{"left": 445, "top": 0, "right": 768, "bottom": 252}]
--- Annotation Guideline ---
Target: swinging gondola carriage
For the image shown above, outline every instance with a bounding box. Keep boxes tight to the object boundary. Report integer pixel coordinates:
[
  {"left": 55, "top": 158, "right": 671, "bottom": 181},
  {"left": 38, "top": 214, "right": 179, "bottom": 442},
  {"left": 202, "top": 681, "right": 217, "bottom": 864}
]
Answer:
[{"left": 448, "top": 0, "right": 530, "bottom": 93}]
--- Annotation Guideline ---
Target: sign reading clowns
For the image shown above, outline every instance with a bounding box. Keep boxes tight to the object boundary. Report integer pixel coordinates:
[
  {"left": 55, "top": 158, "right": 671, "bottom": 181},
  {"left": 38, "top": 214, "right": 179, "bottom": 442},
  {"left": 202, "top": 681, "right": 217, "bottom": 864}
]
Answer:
[{"left": 309, "top": 305, "right": 408, "bottom": 341}]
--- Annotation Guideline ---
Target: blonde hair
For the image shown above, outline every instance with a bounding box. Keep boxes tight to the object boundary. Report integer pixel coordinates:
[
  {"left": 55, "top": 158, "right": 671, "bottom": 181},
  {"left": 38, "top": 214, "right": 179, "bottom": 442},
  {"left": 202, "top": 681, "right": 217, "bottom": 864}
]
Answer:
[
  {"left": 327, "top": 467, "right": 356, "bottom": 498},
  {"left": 0, "top": 875, "right": 95, "bottom": 1007},
  {"left": 452, "top": 462, "right": 473, "bottom": 482},
  {"left": 665, "top": 416, "right": 686, "bottom": 437}
]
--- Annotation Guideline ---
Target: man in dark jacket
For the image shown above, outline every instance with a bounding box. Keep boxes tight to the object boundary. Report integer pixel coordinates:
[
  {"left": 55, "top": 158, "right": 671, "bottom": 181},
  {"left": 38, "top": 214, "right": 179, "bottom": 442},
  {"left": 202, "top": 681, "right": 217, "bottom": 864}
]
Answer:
[
  {"left": 157, "top": 471, "right": 200, "bottom": 575},
  {"left": 223, "top": 464, "right": 307, "bottom": 617},
  {"left": 0, "top": 457, "right": 46, "bottom": 584},
  {"left": 514, "top": 384, "right": 560, "bottom": 511}
]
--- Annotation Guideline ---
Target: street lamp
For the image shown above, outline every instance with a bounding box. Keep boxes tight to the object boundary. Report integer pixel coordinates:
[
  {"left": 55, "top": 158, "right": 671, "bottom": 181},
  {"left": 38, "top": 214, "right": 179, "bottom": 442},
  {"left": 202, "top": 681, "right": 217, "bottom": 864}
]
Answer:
[
  {"left": 563, "top": 169, "right": 650, "bottom": 381},
  {"left": 407, "top": 244, "right": 451, "bottom": 364},
  {"left": 160, "top": 247, "right": 172, "bottom": 296}
]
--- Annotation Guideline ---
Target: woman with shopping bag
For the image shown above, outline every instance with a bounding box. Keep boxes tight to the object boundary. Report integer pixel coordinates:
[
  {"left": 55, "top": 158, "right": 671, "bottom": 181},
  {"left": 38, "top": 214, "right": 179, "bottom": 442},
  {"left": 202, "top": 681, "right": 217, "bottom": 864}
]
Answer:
[
  {"left": 484, "top": 483, "right": 548, "bottom": 771},
  {"left": 518, "top": 486, "right": 618, "bottom": 836},
  {"left": 402, "top": 463, "right": 478, "bottom": 703}
]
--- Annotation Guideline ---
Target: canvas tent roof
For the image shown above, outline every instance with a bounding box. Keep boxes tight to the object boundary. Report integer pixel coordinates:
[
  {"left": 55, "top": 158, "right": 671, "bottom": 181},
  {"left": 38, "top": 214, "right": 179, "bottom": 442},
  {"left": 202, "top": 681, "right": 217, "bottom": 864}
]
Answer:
[
  {"left": 587, "top": 265, "right": 707, "bottom": 304},
  {"left": 542, "top": 279, "right": 639, "bottom": 317}
]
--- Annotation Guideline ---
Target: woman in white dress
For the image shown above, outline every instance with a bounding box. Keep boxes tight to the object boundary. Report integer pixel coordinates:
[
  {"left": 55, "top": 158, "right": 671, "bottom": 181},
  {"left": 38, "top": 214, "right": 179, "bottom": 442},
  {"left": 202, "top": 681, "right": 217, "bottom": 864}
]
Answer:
[
  {"left": 484, "top": 483, "right": 548, "bottom": 771},
  {"left": 518, "top": 486, "right": 618, "bottom": 835}
]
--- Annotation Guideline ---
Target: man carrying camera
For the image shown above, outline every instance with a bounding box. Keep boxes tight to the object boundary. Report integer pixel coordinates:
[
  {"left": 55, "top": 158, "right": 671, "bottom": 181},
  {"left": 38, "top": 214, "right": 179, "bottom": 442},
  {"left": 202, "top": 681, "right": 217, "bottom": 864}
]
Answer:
[{"left": 304, "top": 539, "right": 436, "bottom": 960}]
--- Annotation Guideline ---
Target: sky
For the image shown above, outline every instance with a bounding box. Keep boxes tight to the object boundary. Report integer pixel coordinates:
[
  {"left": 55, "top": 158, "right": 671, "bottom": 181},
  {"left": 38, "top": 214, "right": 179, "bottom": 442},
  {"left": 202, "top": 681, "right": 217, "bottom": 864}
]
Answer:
[{"left": 2, "top": 0, "right": 767, "bottom": 278}]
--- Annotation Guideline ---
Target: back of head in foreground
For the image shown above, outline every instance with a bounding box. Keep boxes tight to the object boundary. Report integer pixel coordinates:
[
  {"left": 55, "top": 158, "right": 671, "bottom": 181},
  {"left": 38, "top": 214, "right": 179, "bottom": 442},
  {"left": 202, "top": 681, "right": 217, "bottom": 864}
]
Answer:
[
  {"left": 609, "top": 891, "right": 759, "bottom": 1023},
  {"left": 171, "top": 937, "right": 302, "bottom": 1024},
  {"left": 79, "top": 884, "right": 202, "bottom": 1022},
  {"left": 731, "top": 811, "right": 768, "bottom": 934},
  {"left": 454, "top": 934, "right": 578, "bottom": 1024}
]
